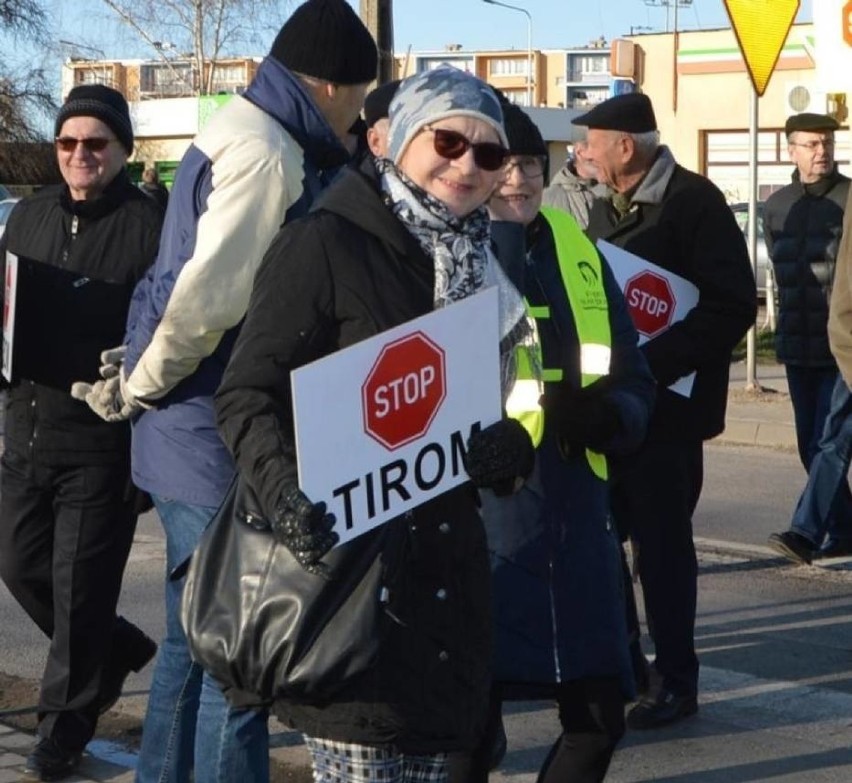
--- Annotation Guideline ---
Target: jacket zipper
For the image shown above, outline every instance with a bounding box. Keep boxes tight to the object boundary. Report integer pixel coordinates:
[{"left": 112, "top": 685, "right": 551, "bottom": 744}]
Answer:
[
  {"left": 32, "top": 215, "right": 80, "bottom": 455},
  {"left": 548, "top": 556, "right": 562, "bottom": 683}
]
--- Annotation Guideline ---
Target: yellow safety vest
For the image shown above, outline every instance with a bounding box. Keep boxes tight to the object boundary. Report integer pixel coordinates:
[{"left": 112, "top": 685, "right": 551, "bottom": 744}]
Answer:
[{"left": 505, "top": 206, "right": 613, "bottom": 480}]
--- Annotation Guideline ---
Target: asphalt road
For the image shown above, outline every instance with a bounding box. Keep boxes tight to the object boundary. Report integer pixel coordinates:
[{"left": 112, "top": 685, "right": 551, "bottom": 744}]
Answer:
[{"left": 1, "top": 442, "right": 851, "bottom": 781}]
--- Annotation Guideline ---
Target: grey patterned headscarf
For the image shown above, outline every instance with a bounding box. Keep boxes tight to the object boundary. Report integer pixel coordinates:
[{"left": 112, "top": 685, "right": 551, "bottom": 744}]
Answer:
[
  {"left": 379, "top": 67, "right": 528, "bottom": 400},
  {"left": 387, "top": 65, "right": 508, "bottom": 165}
]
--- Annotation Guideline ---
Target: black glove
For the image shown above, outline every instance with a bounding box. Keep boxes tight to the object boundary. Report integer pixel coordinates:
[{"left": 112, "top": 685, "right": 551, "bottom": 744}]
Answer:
[
  {"left": 464, "top": 418, "right": 535, "bottom": 496},
  {"left": 271, "top": 486, "right": 339, "bottom": 575},
  {"left": 540, "top": 380, "right": 623, "bottom": 455}
]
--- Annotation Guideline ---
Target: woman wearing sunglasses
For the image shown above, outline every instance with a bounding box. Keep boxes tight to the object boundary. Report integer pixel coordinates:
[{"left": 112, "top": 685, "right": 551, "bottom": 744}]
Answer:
[
  {"left": 213, "top": 67, "right": 534, "bottom": 783},
  {"left": 450, "top": 103, "right": 656, "bottom": 783}
]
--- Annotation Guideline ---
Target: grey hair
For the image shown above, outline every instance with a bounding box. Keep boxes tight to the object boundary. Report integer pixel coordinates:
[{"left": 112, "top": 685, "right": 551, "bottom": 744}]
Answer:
[{"left": 629, "top": 129, "right": 660, "bottom": 158}]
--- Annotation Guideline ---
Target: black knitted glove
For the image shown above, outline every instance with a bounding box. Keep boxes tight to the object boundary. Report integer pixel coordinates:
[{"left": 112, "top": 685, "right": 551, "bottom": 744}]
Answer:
[
  {"left": 271, "top": 486, "right": 339, "bottom": 575},
  {"left": 464, "top": 418, "right": 536, "bottom": 496},
  {"left": 540, "top": 380, "right": 623, "bottom": 454}
]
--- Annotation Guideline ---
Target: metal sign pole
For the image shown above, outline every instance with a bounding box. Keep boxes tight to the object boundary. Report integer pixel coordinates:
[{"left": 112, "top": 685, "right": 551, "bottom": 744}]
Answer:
[{"left": 745, "top": 87, "right": 760, "bottom": 391}]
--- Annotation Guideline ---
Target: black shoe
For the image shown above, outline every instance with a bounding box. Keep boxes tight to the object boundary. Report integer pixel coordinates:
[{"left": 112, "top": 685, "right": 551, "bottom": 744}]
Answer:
[
  {"left": 817, "top": 538, "right": 852, "bottom": 559},
  {"left": 626, "top": 688, "right": 698, "bottom": 730},
  {"left": 767, "top": 531, "right": 814, "bottom": 565},
  {"left": 98, "top": 627, "right": 158, "bottom": 714},
  {"left": 24, "top": 737, "right": 82, "bottom": 781}
]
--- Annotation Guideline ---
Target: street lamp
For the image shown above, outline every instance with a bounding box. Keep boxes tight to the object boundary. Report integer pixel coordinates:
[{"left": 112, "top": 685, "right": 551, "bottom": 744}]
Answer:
[{"left": 482, "top": 0, "right": 533, "bottom": 106}]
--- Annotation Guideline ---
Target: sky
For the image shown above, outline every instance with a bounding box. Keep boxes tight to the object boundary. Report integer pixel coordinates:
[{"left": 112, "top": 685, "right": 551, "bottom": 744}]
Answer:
[{"left": 31, "top": 0, "right": 815, "bottom": 63}]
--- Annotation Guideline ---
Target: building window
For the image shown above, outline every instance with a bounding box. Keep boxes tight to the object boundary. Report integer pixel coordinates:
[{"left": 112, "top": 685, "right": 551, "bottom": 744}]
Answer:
[
  {"left": 140, "top": 63, "right": 195, "bottom": 96},
  {"left": 210, "top": 63, "right": 246, "bottom": 94},
  {"left": 74, "top": 67, "right": 112, "bottom": 86},
  {"left": 489, "top": 58, "right": 529, "bottom": 76},
  {"left": 501, "top": 89, "right": 529, "bottom": 107}
]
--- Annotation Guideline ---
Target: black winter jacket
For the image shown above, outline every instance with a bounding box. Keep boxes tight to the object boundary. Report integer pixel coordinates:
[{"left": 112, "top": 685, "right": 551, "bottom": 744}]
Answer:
[
  {"left": 0, "top": 171, "right": 163, "bottom": 464},
  {"left": 586, "top": 153, "right": 757, "bottom": 442},
  {"left": 763, "top": 168, "right": 850, "bottom": 367},
  {"left": 215, "top": 160, "right": 491, "bottom": 753}
]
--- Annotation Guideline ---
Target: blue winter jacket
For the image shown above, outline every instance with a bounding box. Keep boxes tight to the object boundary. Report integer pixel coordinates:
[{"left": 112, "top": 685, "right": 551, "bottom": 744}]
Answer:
[
  {"left": 484, "top": 215, "right": 656, "bottom": 699},
  {"left": 123, "top": 57, "right": 350, "bottom": 506}
]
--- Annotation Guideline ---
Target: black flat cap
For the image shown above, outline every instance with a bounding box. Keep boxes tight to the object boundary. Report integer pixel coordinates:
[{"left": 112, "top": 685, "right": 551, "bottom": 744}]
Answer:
[
  {"left": 785, "top": 112, "right": 839, "bottom": 136},
  {"left": 572, "top": 92, "right": 657, "bottom": 133},
  {"left": 364, "top": 80, "right": 401, "bottom": 128}
]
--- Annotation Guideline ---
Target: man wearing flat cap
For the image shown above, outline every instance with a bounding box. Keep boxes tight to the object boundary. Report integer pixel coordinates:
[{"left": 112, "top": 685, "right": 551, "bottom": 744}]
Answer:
[
  {"left": 766, "top": 112, "right": 852, "bottom": 565},
  {"left": 575, "top": 92, "right": 757, "bottom": 731},
  {"left": 0, "top": 84, "right": 163, "bottom": 780},
  {"left": 71, "top": 1, "right": 379, "bottom": 780}
]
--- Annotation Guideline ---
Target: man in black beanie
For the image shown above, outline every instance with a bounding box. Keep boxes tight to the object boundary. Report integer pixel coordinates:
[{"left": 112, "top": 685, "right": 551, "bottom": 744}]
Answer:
[
  {"left": 73, "top": 2, "right": 378, "bottom": 781},
  {"left": 576, "top": 92, "right": 757, "bottom": 730},
  {"left": 0, "top": 84, "right": 162, "bottom": 780}
]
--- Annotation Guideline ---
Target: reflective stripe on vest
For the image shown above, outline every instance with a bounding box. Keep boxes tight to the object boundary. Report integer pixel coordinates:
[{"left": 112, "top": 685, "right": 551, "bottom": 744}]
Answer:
[{"left": 507, "top": 207, "right": 613, "bottom": 480}]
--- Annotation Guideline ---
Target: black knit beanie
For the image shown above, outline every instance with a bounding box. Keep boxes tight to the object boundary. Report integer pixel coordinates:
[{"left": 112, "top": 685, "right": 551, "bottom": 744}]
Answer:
[
  {"left": 501, "top": 102, "right": 549, "bottom": 180},
  {"left": 270, "top": 0, "right": 378, "bottom": 85},
  {"left": 55, "top": 84, "right": 134, "bottom": 155},
  {"left": 364, "top": 79, "right": 400, "bottom": 128}
]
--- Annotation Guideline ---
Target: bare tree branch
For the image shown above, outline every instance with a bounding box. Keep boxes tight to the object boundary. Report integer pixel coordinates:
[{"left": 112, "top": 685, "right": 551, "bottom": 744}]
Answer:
[{"left": 97, "top": 0, "right": 294, "bottom": 96}]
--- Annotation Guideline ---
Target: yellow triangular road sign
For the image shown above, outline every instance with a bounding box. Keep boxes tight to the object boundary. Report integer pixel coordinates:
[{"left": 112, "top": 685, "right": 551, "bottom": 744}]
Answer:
[{"left": 724, "top": 0, "right": 800, "bottom": 96}]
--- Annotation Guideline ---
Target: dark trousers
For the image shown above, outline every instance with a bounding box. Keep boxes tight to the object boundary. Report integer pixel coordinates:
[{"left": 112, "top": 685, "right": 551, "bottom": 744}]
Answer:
[
  {"left": 785, "top": 364, "right": 839, "bottom": 471},
  {"left": 0, "top": 448, "right": 139, "bottom": 751},
  {"left": 449, "top": 678, "right": 625, "bottom": 783},
  {"left": 610, "top": 439, "right": 703, "bottom": 698}
]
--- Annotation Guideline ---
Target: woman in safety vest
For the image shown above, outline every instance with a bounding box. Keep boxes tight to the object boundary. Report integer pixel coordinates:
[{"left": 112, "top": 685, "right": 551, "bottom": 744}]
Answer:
[{"left": 455, "top": 102, "right": 656, "bottom": 783}]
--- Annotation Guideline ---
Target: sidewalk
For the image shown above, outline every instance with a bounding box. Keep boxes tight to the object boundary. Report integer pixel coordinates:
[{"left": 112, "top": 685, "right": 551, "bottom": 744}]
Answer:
[
  {"left": 0, "top": 362, "right": 810, "bottom": 783},
  {"left": 714, "top": 361, "right": 797, "bottom": 452}
]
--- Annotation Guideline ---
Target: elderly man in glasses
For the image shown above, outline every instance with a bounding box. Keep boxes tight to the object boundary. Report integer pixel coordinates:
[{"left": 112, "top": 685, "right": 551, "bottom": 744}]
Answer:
[
  {"left": 0, "top": 83, "right": 162, "bottom": 780},
  {"left": 765, "top": 112, "right": 852, "bottom": 564}
]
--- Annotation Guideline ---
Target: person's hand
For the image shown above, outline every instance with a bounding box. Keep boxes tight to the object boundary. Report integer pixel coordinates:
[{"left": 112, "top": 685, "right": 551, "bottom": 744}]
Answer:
[
  {"left": 540, "top": 379, "right": 622, "bottom": 454},
  {"left": 98, "top": 345, "right": 127, "bottom": 380},
  {"left": 70, "top": 367, "right": 144, "bottom": 423},
  {"left": 464, "top": 418, "right": 535, "bottom": 496},
  {"left": 272, "top": 486, "right": 339, "bottom": 575}
]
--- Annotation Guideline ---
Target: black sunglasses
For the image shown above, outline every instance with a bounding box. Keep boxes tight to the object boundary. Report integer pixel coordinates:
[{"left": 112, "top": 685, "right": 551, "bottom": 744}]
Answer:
[
  {"left": 55, "top": 137, "right": 115, "bottom": 153},
  {"left": 425, "top": 126, "right": 509, "bottom": 171}
]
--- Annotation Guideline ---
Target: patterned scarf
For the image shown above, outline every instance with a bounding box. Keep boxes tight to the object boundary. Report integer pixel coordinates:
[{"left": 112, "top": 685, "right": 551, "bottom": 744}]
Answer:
[{"left": 376, "top": 157, "right": 530, "bottom": 399}]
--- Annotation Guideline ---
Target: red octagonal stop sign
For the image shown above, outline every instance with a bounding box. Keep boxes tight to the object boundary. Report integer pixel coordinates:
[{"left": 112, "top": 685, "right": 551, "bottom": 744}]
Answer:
[
  {"left": 362, "top": 331, "right": 447, "bottom": 451},
  {"left": 624, "top": 270, "right": 676, "bottom": 339}
]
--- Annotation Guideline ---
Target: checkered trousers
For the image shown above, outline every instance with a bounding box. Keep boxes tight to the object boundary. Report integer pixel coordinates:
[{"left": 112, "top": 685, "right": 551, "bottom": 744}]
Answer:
[{"left": 304, "top": 736, "right": 449, "bottom": 783}]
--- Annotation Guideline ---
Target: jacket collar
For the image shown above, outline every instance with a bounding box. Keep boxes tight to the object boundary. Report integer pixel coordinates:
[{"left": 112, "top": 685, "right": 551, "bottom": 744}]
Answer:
[
  {"left": 59, "top": 168, "right": 133, "bottom": 219},
  {"left": 629, "top": 145, "right": 677, "bottom": 206},
  {"left": 244, "top": 57, "right": 350, "bottom": 172},
  {"left": 792, "top": 166, "right": 844, "bottom": 198},
  {"left": 312, "top": 157, "right": 422, "bottom": 256}
]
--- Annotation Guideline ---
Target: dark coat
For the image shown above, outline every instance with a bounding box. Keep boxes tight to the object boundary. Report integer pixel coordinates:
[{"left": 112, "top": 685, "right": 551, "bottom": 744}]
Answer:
[
  {"left": 763, "top": 168, "right": 850, "bottom": 367},
  {"left": 0, "top": 171, "right": 163, "bottom": 464},
  {"left": 214, "top": 161, "right": 491, "bottom": 753},
  {"left": 586, "top": 155, "right": 757, "bottom": 443},
  {"left": 483, "top": 216, "right": 656, "bottom": 699}
]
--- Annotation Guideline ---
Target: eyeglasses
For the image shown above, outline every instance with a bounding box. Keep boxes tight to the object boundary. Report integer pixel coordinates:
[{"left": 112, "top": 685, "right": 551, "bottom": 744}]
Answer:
[
  {"left": 503, "top": 155, "right": 546, "bottom": 178},
  {"left": 55, "top": 137, "right": 115, "bottom": 153},
  {"left": 425, "top": 126, "right": 509, "bottom": 171},
  {"left": 790, "top": 139, "right": 835, "bottom": 152}
]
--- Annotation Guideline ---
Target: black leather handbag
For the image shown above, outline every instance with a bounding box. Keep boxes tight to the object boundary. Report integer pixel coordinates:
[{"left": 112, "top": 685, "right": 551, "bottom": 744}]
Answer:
[{"left": 180, "top": 477, "right": 391, "bottom": 707}]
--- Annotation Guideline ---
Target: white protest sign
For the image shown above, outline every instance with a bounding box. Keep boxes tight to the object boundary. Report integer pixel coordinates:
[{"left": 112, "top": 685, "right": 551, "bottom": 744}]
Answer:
[
  {"left": 2, "top": 252, "right": 18, "bottom": 383},
  {"left": 596, "top": 239, "right": 699, "bottom": 397},
  {"left": 292, "top": 287, "right": 502, "bottom": 545}
]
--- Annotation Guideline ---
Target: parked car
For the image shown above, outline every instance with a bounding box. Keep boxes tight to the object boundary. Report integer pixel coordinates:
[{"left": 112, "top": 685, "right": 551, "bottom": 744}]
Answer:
[
  {"left": 0, "top": 198, "right": 20, "bottom": 241},
  {"left": 730, "top": 202, "right": 770, "bottom": 296}
]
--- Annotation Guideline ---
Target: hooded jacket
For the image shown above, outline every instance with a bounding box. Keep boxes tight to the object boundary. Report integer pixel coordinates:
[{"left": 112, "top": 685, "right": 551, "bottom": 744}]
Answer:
[
  {"left": 123, "top": 57, "right": 351, "bottom": 506},
  {"left": 764, "top": 167, "right": 850, "bottom": 367}
]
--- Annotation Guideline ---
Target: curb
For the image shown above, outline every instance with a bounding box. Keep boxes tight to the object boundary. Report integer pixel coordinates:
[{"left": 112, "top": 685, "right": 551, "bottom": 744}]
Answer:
[{"left": 712, "top": 416, "right": 797, "bottom": 452}]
